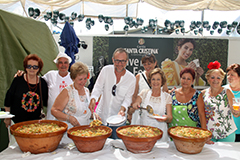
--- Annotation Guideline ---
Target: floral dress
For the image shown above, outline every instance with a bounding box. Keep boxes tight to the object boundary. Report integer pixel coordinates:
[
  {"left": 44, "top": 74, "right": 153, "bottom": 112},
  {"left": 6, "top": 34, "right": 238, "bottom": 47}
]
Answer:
[
  {"left": 203, "top": 88, "right": 237, "bottom": 140},
  {"left": 169, "top": 90, "right": 201, "bottom": 128}
]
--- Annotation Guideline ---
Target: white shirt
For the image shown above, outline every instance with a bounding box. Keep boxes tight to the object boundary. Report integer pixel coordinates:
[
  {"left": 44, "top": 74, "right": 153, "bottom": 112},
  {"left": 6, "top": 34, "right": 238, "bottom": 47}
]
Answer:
[
  {"left": 42, "top": 70, "right": 73, "bottom": 120},
  {"left": 91, "top": 65, "right": 136, "bottom": 125}
]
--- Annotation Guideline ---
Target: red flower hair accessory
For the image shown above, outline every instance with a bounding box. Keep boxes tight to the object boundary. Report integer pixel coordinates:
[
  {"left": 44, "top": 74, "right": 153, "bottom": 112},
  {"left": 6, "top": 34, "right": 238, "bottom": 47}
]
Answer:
[
  {"left": 87, "top": 72, "right": 90, "bottom": 79},
  {"left": 207, "top": 61, "right": 221, "bottom": 70}
]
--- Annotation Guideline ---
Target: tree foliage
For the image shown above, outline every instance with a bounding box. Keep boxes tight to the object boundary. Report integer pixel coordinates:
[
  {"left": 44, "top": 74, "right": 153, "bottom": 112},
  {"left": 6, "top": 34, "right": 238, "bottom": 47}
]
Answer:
[{"left": 92, "top": 36, "right": 109, "bottom": 71}]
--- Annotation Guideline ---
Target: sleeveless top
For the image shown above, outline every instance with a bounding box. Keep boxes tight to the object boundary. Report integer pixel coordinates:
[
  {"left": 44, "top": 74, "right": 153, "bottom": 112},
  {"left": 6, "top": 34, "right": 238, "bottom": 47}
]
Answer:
[
  {"left": 169, "top": 90, "right": 201, "bottom": 128},
  {"left": 63, "top": 85, "right": 91, "bottom": 128},
  {"left": 224, "top": 84, "right": 240, "bottom": 134},
  {"left": 203, "top": 87, "right": 237, "bottom": 140}
]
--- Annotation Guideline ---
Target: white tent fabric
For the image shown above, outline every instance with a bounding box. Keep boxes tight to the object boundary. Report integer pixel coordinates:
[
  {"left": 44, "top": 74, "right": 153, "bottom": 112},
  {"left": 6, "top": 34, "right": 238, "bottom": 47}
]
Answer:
[
  {"left": 1, "top": 0, "right": 240, "bottom": 36},
  {"left": 1, "top": 0, "right": 240, "bottom": 11},
  {"left": 145, "top": 0, "right": 240, "bottom": 11}
]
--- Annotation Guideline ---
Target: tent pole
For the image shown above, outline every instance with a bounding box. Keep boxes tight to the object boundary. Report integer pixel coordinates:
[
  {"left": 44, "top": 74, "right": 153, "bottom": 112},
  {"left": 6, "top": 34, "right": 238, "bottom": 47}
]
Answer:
[{"left": 201, "top": 10, "right": 204, "bottom": 25}]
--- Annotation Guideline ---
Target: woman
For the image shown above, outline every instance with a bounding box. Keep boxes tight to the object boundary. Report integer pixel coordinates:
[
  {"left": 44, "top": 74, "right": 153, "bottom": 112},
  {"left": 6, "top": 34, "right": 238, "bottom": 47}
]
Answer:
[
  {"left": 132, "top": 68, "right": 172, "bottom": 142},
  {"left": 4, "top": 54, "right": 48, "bottom": 127},
  {"left": 128, "top": 53, "right": 168, "bottom": 124},
  {"left": 202, "top": 61, "right": 240, "bottom": 143},
  {"left": 169, "top": 67, "right": 206, "bottom": 129},
  {"left": 224, "top": 63, "right": 240, "bottom": 142},
  {"left": 51, "top": 62, "right": 91, "bottom": 143},
  {"left": 161, "top": 38, "right": 205, "bottom": 86}
]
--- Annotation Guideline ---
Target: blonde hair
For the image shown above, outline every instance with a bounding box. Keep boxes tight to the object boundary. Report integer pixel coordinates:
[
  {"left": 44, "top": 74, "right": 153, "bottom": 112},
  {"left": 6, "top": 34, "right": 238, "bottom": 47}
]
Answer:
[
  {"left": 205, "top": 68, "right": 226, "bottom": 80},
  {"left": 70, "top": 62, "right": 89, "bottom": 80}
]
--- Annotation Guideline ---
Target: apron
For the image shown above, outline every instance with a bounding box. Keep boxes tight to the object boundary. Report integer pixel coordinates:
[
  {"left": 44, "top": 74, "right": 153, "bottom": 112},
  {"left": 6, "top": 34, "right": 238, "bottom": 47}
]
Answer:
[
  {"left": 140, "top": 90, "right": 169, "bottom": 142},
  {"left": 169, "top": 105, "right": 197, "bottom": 128},
  {"left": 62, "top": 86, "right": 91, "bottom": 144},
  {"left": 66, "top": 86, "right": 90, "bottom": 128}
]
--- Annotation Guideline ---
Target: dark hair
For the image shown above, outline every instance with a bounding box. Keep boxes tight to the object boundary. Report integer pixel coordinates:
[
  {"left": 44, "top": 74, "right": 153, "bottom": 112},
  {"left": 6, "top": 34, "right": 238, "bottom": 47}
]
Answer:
[
  {"left": 112, "top": 48, "right": 128, "bottom": 59},
  {"left": 180, "top": 67, "right": 195, "bottom": 80},
  {"left": 226, "top": 63, "right": 240, "bottom": 77},
  {"left": 175, "top": 38, "right": 196, "bottom": 54},
  {"left": 141, "top": 53, "right": 159, "bottom": 68},
  {"left": 23, "top": 54, "right": 43, "bottom": 75},
  {"left": 148, "top": 68, "right": 166, "bottom": 87}
]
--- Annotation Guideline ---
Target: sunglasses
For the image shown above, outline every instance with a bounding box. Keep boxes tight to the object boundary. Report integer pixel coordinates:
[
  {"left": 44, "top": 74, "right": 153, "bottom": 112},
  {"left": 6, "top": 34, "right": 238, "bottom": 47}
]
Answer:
[
  {"left": 26, "top": 65, "right": 39, "bottom": 70},
  {"left": 112, "top": 84, "right": 117, "bottom": 96}
]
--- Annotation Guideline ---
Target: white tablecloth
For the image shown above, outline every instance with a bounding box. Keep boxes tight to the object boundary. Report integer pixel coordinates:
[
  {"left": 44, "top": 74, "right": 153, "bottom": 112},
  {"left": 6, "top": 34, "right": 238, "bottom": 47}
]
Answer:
[{"left": 1, "top": 139, "right": 240, "bottom": 160}]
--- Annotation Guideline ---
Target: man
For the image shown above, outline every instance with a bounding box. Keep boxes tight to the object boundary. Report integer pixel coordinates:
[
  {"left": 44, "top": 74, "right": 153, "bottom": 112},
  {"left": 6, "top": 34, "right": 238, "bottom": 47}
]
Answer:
[
  {"left": 43, "top": 52, "right": 73, "bottom": 120},
  {"left": 88, "top": 48, "right": 136, "bottom": 139}
]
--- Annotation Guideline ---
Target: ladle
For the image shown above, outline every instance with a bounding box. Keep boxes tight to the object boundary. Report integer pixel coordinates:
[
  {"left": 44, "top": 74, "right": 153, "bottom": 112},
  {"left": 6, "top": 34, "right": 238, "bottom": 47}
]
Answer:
[{"left": 131, "top": 105, "right": 154, "bottom": 114}]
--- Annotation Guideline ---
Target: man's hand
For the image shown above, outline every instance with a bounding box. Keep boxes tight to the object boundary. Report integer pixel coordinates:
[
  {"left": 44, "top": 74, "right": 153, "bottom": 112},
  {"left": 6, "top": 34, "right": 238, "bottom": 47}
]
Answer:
[
  {"left": 118, "top": 106, "right": 126, "bottom": 116},
  {"left": 14, "top": 70, "right": 24, "bottom": 78}
]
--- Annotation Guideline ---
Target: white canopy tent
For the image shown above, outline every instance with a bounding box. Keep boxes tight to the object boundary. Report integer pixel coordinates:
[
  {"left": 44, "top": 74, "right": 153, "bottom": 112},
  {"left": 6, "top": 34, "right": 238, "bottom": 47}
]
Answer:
[{"left": 1, "top": 0, "right": 240, "bottom": 36}]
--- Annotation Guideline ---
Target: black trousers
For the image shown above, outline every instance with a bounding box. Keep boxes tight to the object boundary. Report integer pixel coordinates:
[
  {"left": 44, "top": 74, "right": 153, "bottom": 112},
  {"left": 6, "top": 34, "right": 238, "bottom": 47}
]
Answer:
[{"left": 235, "top": 134, "right": 240, "bottom": 142}]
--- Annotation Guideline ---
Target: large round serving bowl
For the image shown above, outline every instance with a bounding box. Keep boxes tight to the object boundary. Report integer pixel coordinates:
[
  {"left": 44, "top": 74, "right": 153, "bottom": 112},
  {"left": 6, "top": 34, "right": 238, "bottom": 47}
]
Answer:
[
  {"left": 10, "top": 120, "right": 68, "bottom": 154},
  {"left": 168, "top": 126, "right": 212, "bottom": 154},
  {"left": 67, "top": 125, "right": 112, "bottom": 153},
  {"left": 116, "top": 125, "right": 163, "bottom": 154}
]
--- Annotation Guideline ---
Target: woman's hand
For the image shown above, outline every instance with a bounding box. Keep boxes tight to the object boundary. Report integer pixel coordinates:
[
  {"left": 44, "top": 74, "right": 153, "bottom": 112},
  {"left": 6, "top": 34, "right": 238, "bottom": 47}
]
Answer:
[
  {"left": 132, "top": 103, "right": 140, "bottom": 110},
  {"left": 196, "top": 67, "right": 204, "bottom": 77},
  {"left": 155, "top": 115, "right": 167, "bottom": 122},
  {"left": 187, "top": 61, "right": 197, "bottom": 70},
  {"left": 69, "top": 115, "right": 80, "bottom": 127},
  {"left": 206, "top": 140, "right": 214, "bottom": 144},
  {"left": 232, "top": 107, "right": 240, "bottom": 117},
  {"left": 4, "top": 118, "right": 11, "bottom": 128}
]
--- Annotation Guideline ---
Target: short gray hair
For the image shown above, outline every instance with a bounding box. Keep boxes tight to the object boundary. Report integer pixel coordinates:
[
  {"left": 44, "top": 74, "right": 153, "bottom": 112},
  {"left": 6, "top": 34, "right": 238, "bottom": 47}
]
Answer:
[{"left": 112, "top": 48, "right": 129, "bottom": 60}]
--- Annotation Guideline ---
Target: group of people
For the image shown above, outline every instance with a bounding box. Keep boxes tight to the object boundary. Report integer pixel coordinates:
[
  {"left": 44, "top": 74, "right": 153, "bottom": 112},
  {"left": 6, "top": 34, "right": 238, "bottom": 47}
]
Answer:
[{"left": 3, "top": 46, "right": 240, "bottom": 144}]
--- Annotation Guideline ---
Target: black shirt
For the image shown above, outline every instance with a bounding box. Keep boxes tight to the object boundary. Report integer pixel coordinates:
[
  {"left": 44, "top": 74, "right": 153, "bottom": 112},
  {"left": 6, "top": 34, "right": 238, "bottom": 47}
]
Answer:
[{"left": 4, "top": 75, "right": 48, "bottom": 123}]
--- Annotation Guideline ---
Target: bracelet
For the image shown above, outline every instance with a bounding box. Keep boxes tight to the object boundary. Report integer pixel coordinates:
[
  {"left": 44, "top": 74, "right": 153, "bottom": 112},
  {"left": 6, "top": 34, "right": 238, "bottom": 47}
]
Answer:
[{"left": 66, "top": 114, "right": 70, "bottom": 123}]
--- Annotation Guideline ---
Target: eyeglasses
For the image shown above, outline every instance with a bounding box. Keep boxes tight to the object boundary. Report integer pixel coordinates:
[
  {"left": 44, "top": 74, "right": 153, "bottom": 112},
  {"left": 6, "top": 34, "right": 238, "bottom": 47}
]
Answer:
[
  {"left": 112, "top": 84, "right": 117, "bottom": 96},
  {"left": 26, "top": 65, "right": 39, "bottom": 70},
  {"left": 114, "top": 59, "right": 127, "bottom": 64}
]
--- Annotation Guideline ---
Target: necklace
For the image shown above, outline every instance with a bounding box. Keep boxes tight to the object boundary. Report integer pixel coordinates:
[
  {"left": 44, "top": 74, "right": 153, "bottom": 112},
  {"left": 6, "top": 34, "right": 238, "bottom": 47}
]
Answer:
[{"left": 26, "top": 74, "right": 38, "bottom": 92}]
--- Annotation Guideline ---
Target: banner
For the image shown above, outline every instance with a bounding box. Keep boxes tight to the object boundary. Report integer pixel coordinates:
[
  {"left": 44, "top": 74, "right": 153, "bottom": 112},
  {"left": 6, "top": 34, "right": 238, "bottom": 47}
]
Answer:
[{"left": 92, "top": 37, "right": 228, "bottom": 86}]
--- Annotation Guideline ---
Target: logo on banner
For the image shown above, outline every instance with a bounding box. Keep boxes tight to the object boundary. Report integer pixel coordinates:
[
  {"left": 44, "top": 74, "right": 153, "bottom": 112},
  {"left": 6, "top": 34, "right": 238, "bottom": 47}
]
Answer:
[{"left": 138, "top": 38, "right": 145, "bottom": 45}]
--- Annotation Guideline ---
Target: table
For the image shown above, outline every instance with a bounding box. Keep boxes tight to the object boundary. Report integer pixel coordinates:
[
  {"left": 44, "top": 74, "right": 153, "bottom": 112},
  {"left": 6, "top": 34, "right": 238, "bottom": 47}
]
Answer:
[{"left": 1, "top": 139, "right": 240, "bottom": 160}]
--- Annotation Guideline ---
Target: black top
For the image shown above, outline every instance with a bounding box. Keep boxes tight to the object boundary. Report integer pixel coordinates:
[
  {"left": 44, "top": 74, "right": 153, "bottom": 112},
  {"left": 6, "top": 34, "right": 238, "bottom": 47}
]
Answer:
[{"left": 4, "top": 75, "right": 48, "bottom": 123}]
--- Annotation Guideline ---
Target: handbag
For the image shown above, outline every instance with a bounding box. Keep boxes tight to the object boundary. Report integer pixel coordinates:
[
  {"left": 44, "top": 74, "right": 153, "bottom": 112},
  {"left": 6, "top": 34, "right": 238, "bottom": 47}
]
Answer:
[{"left": 39, "top": 78, "right": 46, "bottom": 119}]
